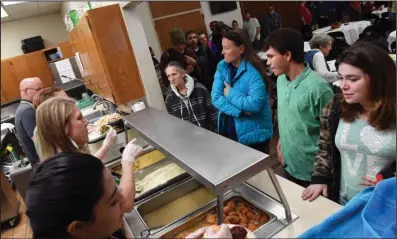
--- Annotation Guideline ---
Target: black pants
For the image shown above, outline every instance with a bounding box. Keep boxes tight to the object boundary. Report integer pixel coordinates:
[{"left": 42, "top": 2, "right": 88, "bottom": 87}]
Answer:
[
  {"left": 317, "top": 17, "right": 329, "bottom": 28},
  {"left": 247, "top": 139, "right": 270, "bottom": 154},
  {"left": 301, "top": 25, "right": 313, "bottom": 41},
  {"left": 283, "top": 169, "right": 311, "bottom": 188},
  {"left": 351, "top": 9, "right": 362, "bottom": 21}
]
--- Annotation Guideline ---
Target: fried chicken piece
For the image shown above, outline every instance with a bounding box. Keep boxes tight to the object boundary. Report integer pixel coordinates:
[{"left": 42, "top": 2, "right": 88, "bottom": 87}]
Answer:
[
  {"left": 248, "top": 223, "right": 260, "bottom": 231},
  {"left": 224, "top": 215, "right": 240, "bottom": 224},
  {"left": 260, "top": 214, "right": 270, "bottom": 224},
  {"left": 224, "top": 205, "right": 233, "bottom": 214},
  {"left": 206, "top": 214, "right": 216, "bottom": 224},
  {"left": 240, "top": 215, "right": 249, "bottom": 224},
  {"left": 228, "top": 212, "right": 239, "bottom": 217},
  {"left": 241, "top": 207, "right": 249, "bottom": 215},
  {"left": 227, "top": 201, "right": 236, "bottom": 210},
  {"left": 246, "top": 211, "right": 255, "bottom": 219}
]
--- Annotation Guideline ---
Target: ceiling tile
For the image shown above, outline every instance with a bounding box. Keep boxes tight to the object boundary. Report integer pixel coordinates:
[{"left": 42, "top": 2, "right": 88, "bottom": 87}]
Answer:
[
  {"left": 1, "top": 1, "right": 61, "bottom": 22},
  {"left": 4, "top": 2, "right": 38, "bottom": 15},
  {"left": 37, "top": 1, "right": 61, "bottom": 9},
  {"left": 2, "top": 1, "right": 26, "bottom": 6}
]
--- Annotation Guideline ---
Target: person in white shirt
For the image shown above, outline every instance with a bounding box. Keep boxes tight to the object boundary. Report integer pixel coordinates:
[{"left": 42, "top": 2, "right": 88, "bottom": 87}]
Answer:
[
  {"left": 243, "top": 12, "right": 261, "bottom": 48},
  {"left": 305, "top": 34, "right": 339, "bottom": 83}
]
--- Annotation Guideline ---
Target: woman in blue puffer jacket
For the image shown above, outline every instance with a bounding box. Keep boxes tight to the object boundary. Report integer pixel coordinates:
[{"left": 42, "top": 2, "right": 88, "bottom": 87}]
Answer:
[{"left": 211, "top": 31, "right": 273, "bottom": 153}]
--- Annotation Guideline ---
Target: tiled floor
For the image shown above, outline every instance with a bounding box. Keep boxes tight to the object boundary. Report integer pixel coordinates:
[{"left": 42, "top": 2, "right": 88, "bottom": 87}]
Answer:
[
  {"left": 0, "top": 133, "right": 281, "bottom": 239},
  {"left": 1, "top": 192, "right": 32, "bottom": 239}
]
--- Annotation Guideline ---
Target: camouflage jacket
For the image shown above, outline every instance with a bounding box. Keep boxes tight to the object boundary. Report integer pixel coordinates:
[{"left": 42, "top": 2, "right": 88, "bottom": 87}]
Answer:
[{"left": 311, "top": 94, "right": 342, "bottom": 201}]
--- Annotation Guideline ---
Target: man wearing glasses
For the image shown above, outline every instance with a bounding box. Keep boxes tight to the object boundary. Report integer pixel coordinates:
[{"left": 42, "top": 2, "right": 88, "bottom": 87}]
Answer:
[{"left": 15, "top": 77, "right": 43, "bottom": 169}]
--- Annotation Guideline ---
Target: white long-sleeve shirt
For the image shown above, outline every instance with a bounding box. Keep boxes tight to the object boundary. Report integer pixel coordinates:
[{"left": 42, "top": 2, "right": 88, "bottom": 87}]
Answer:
[{"left": 312, "top": 51, "right": 339, "bottom": 83}]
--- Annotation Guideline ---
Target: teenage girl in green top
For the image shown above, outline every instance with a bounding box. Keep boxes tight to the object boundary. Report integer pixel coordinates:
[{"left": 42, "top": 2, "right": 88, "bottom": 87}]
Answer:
[{"left": 302, "top": 42, "right": 396, "bottom": 204}]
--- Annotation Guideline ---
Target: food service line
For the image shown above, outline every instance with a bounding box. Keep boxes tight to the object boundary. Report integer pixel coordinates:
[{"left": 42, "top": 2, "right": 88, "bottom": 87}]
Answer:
[{"left": 121, "top": 108, "right": 297, "bottom": 237}]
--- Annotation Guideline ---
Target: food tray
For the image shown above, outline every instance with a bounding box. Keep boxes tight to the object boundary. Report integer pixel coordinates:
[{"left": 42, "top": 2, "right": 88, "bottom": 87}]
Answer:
[
  {"left": 111, "top": 149, "right": 167, "bottom": 175},
  {"left": 136, "top": 179, "right": 216, "bottom": 230},
  {"left": 133, "top": 159, "right": 189, "bottom": 202},
  {"left": 160, "top": 196, "right": 276, "bottom": 238}
]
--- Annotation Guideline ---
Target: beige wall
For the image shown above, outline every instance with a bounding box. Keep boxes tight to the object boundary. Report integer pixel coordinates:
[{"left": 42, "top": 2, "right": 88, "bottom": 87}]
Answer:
[
  {"left": 60, "top": 1, "right": 127, "bottom": 17},
  {"left": 1, "top": 13, "right": 68, "bottom": 60}
]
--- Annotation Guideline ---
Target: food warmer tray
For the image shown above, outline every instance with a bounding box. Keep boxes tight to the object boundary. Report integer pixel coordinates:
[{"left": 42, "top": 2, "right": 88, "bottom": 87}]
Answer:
[
  {"left": 123, "top": 108, "right": 273, "bottom": 223},
  {"left": 124, "top": 177, "right": 298, "bottom": 238},
  {"left": 109, "top": 157, "right": 189, "bottom": 203}
]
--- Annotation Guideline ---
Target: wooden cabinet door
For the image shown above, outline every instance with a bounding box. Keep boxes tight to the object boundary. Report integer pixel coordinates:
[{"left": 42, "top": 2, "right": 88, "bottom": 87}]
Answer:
[
  {"left": 154, "top": 11, "right": 207, "bottom": 51},
  {"left": 1, "top": 87, "right": 8, "bottom": 104},
  {"left": 1, "top": 60, "right": 20, "bottom": 102},
  {"left": 58, "top": 41, "right": 74, "bottom": 58},
  {"left": 72, "top": 22, "right": 91, "bottom": 79},
  {"left": 26, "top": 51, "right": 54, "bottom": 87},
  {"left": 79, "top": 15, "right": 107, "bottom": 87},
  {"left": 9, "top": 55, "right": 31, "bottom": 82},
  {"left": 149, "top": 1, "right": 201, "bottom": 18},
  {"left": 87, "top": 4, "right": 145, "bottom": 104}
]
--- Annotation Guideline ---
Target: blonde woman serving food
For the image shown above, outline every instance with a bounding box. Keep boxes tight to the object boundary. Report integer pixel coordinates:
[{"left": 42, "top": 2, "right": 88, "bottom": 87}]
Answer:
[
  {"left": 32, "top": 87, "right": 117, "bottom": 161},
  {"left": 35, "top": 97, "right": 142, "bottom": 212}
]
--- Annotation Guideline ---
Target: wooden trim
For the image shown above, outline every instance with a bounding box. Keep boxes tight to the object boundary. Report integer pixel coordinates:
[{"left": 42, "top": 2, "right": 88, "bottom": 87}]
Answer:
[
  {"left": 153, "top": 8, "right": 201, "bottom": 21},
  {"left": 149, "top": 1, "right": 201, "bottom": 19}
]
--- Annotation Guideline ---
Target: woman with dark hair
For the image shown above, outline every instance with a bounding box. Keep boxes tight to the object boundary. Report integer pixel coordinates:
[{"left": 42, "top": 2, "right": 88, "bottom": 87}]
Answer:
[
  {"left": 26, "top": 152, "right": 233, "bottom": 239},
  {"left": 302, "top": 42, "right": 396, "bottom": 204},
  {"left": 211, "top": 31, "right": 273, "bottom": 153},
  {"left": 26, "top": 152, "right": 125, "bottom": 238}
]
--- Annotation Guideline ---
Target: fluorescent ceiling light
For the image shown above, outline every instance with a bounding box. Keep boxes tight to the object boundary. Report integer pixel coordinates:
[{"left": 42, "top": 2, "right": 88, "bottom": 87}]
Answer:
[
  {"left": 1, "top": 7, "right": 8, "bottom": 18},
  {"left": 3, "top": 1, "right": 25, "bottom": 6}
]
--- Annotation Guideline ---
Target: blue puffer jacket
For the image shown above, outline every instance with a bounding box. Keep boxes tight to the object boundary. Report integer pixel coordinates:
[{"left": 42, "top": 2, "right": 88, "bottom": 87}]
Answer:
[{"left": 211, "top": 59, "right": 273, "bottom": 145}]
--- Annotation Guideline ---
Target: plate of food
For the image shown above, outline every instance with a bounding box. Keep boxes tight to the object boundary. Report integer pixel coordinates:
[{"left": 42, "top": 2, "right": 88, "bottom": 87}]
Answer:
[
  {"left": 93, "top": 113, "right": 122, "bottom": 127},
  {"left": 203, "top": 224, "right": 255, "bottom": 239},
  {"left": 88, "top": 125, "right": 113, "bottom": 142}
]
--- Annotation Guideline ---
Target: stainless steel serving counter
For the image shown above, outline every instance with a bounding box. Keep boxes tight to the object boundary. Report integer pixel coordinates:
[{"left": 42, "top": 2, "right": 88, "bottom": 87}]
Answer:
[
  {"left": 123, "top": 108, "right": 270, "bottom": 195},
  {"left": 123, "top": 108, "right": 296, "bottom": 235},
  {"left": 124, "top": 177, "right": 298, "bottom": 238}
]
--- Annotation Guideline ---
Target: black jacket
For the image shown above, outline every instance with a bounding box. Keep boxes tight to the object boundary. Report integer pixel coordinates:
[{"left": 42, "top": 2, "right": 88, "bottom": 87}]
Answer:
[
  {"left": 189, "top": 43, "right": 220, "bottom": 91},
  {"left": 165, "top": 75, "right": 218, "bottom": 132}
]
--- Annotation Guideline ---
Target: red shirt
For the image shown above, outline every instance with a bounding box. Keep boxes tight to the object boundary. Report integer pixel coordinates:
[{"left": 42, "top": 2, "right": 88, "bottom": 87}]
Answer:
[
  {"left": 350, "top": 1, "right": 362, "bottom": 11},
  {"left": 299, "top": 3, "right": 312, "bottom": 25}
]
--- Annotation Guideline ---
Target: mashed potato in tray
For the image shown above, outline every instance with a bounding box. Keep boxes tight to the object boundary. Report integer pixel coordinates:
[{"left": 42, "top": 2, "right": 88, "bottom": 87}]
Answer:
[
  {"left": 135, "top": 163, "right": 185, "bottom": 194},
  {"left": 111, "top": 150, "right": 166, "bottom": 175}
]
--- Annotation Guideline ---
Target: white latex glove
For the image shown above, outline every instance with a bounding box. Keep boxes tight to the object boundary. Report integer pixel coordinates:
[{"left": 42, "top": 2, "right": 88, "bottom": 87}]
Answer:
[
  {"left": 102, "top": 128, "right": 117, "bottom": 148},
  {"left": 121, "top": 139, "right": 143, "bottom": 163},
  {"left": 186, "top": 224, "right": 232, "bottom": 238}
]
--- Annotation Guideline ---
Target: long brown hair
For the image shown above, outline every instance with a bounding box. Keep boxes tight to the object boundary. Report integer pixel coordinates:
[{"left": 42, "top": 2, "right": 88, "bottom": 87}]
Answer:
[
  {"left": 35, "top": 97, "right": 90, "bottom": 161},
  {"left": 336, "top": 42, "right": 396, "bottom": 130},
  {"left": 33, "top": 87, "right": 65, "bottom": 109},
  {"left": 222, "top": 31, "right": 271, "bottom": 91}
]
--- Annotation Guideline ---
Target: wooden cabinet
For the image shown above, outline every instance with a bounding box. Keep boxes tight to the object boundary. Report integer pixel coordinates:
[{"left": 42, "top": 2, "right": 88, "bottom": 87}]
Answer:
[
  {"left": 26, "top": 51, "right": 54, "bottom": 87},
  {"left": 149, "top": 1, "right": 201, "bottom": 19},
  {"left": 1, "top": 51, "right": 54, "bottom": 104},
  {"left": 154, "top": 11, "right": 207, "bottom": 51},
  {"left": 69, "top": 4, "right": 145, "bottom": 104},
  {"left": 58, "top": 41, "right": 74, "bottom": 58},
  {"left": 9, "top": 56, "right": 30, "bottom": 82},
  {"left": 1, "top": 87, "right": 7, "bottom": 104},
  {"left": 1, "top": 59, "right": 20, "bottom": 102}
]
